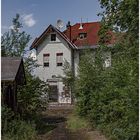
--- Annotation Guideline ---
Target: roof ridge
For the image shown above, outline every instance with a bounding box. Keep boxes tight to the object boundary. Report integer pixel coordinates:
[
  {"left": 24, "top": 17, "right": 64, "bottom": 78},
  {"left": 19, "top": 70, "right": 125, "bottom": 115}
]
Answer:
[{"left": 74, "top": 21, "right": 101, "bottom": 25}]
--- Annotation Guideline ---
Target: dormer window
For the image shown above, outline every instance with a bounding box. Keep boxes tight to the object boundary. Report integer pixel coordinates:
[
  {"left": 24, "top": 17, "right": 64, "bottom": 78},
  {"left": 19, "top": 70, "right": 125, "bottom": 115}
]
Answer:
[
  {"left": 79, "top": 33, "right": 87, "bottom": 39},
  {"left": 51, "top": 34, "right": 56, "bottom": 41}
]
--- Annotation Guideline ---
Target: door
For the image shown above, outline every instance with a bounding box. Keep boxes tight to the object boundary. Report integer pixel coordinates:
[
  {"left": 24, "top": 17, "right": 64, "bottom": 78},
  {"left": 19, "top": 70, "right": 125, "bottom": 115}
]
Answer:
[{"left": 49, "top": 85, "right": 58, "bottom": 102}]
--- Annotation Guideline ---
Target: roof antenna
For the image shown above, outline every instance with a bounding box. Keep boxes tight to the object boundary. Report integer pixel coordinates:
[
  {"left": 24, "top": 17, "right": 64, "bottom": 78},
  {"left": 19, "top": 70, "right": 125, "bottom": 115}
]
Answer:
[
  {"left": 79, "top": 18, "right": 83, "bottom": 29},
  {"left": 86, "top": 18, "right": 88, "bottom": 23}
]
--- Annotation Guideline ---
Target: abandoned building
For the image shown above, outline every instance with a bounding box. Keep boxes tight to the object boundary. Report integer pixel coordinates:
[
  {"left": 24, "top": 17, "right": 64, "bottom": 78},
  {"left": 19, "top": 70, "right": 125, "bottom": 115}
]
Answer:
[
  {"left": 1, "top": 57, "right": 26, "bottom": 111},
  {"left": 30, "top": 21, "right": 115, "bottom": 104}
]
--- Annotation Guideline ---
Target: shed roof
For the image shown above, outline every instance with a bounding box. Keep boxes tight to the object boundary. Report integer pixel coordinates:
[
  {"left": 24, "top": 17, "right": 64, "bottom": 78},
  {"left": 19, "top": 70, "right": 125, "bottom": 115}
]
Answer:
[{"left": 1, "top": 57, "right": 22, "bottom": 81}]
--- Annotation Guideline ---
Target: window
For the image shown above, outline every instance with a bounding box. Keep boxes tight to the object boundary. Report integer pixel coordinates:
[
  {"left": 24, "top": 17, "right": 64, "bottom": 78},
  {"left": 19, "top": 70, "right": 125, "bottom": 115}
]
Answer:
[
  {"left": 56, "top": 53, "right": 63, "bottom": 66},
  {"left": 79, "top": 33, "right": 87, "bottom": 39},
  {"left": 51, "top": 34, "right": 56, "bottom": 41},
  {"left": 43, "top": 54, "right": 50, "bottom": 67},
  {"left": 103, "top": 52, "right": 111, "bottom": 68}
]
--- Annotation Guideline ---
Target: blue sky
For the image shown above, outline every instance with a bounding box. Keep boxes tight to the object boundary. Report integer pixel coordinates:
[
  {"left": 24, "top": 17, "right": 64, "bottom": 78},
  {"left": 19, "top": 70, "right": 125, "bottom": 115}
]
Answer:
[{"left": 2, "top": 0, "right": 103, "bottom": 45}]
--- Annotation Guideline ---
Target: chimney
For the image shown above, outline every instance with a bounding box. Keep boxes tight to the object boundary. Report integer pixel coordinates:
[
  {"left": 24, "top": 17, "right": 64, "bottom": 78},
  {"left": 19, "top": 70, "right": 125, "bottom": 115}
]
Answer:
[
  {"left": 79, "top": 18, "right": 83, "bottom": 29},
  {"left": 66, "top": 21, "right": 71, "bottom": 29},
  {"left": 66, "top": 21, "right": 71, "bottom": 42}
]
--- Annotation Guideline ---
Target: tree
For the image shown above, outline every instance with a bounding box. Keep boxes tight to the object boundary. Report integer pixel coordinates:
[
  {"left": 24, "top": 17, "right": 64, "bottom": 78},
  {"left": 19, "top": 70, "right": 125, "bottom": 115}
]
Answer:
[
  {"left": 1, "top": 14, "right": 48, "bottom": 116},
  {"left": 1, "top": 13, "right": 48, "bottom": 140},
  {"left": 62, "top": 60, "right": 75, "bottom": 103},
  {"left": 1, "top": 13, "right": 31, "bottom": 57},
  {"left": 75, "top": 0, "right": 138, "bottom": 140},
  {"left": 98, "top": 0, "right": 138, "bottom": 38}
]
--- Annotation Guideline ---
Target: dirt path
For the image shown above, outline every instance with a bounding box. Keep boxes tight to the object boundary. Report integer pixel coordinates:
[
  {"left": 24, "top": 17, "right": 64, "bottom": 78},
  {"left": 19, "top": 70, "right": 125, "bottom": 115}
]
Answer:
[{"left": 37, "top": 108, "right": 107, "bottom": 140}]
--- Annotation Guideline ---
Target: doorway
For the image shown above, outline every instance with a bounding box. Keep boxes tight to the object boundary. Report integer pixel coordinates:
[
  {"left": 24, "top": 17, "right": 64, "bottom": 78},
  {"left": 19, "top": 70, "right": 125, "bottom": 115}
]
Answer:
[{"left": 49, "top": 85, "right": 58, "bottom": 102}]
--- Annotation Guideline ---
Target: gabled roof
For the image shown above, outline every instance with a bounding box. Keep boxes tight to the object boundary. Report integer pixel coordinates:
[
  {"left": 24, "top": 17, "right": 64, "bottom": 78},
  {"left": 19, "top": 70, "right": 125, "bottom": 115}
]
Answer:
[
  {"left": 1, "top": 57, "right": 23, "bottom": 81},
  {"left": 30, "top": 24, "right": 77, "bottom": 50}
]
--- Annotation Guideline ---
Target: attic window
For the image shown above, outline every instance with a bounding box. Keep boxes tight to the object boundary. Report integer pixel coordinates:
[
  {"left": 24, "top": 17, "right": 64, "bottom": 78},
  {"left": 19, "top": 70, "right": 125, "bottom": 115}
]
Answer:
[
  {"left": 51, "top": 34, "right": 56, "bottom": 41},
  {"left": 79, "top": 33, "right": 87, "bottom": 39}
]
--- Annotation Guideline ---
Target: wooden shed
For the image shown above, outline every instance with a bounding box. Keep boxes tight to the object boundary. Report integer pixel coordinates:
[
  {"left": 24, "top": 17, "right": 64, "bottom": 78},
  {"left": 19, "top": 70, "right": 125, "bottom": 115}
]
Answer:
[{"left": 1, "top": 57, "right": 26, "bottom": 111}]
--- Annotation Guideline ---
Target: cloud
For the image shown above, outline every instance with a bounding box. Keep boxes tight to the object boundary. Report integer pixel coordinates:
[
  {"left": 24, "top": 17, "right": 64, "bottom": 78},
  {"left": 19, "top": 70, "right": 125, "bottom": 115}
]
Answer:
[{"left": 22, "top": 14, "right": 36, "bottom": 27}]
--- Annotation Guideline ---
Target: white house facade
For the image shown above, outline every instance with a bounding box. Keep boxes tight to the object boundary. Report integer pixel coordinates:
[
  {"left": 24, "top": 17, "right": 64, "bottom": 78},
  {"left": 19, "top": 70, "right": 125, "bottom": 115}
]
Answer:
[{"left": 30, "top": 22, "right": 113, "bottom": 104}]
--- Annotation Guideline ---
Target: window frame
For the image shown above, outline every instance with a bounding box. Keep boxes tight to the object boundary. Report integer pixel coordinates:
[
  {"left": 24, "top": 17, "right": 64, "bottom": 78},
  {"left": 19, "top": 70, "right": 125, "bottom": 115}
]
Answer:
[
  {"left": 56, "top": 53, "right": 63, "bottom": 66},
  {"left": 79, "top": 33, "right": 87, "bottom": 39},
  {"left": 51, "top": 34, "right": 56, "bottom": 41},
  {"left": 43, "top": 53, "right": 50, "bottom": 67}
]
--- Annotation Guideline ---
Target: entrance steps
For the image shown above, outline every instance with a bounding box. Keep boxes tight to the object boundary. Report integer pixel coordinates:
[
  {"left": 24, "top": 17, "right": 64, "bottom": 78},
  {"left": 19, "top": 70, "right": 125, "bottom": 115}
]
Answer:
[{"left": 48, "top": 102, "right": 74, "bottom": 110}]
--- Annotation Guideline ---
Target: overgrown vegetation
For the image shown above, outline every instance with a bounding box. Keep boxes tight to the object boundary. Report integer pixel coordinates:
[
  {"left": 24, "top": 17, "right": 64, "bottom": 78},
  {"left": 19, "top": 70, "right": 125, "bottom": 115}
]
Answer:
[
  {"left": 62, "top": 60, "right": 75, "bottom": 103},
  {"left": 2, "top": 106, "right": 37, "bottom": 140},
  {"left": 67, "top": 112, "right": 90, "bottom": 132},
  {"left": 1, "top": 14, "right": 48, "bottom": 139},
  {"left": 75, "top": 0, "right": 138, "bottom": 140}
]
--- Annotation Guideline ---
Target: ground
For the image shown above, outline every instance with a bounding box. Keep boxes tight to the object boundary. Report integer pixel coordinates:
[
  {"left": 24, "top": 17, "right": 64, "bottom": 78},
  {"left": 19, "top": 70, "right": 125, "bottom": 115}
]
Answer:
[{"left": 37, "top": 105, "right": 107, "bottom": 140}]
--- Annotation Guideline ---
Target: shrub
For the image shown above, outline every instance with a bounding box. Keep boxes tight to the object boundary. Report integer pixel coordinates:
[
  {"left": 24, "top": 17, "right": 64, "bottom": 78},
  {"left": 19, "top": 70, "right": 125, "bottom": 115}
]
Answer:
[
  {"left": 2, "top": 106, "right": 37, "bottom": 140},
  {"left": 2, "top": 120, "right": 37, "bottom": 140},
  {"left": 17, "top": 74, "right": 48, "bottom": 118},
  {"left": 75, "top": 44, "right": 138, "bottom": 140}
]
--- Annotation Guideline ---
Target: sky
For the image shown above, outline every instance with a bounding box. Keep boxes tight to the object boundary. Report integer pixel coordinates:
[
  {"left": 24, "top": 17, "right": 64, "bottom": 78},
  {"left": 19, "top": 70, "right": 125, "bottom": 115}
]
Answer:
[{"left": 2, "top": 0, "right": 103, "bottom": 46}]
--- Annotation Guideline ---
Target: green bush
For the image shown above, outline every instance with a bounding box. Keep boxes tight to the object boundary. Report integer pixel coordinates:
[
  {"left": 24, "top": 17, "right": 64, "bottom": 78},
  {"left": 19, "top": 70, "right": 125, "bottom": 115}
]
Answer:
[
  {"left": 75, "top": 44, "right": 138, "bottom": 140},
  {"left": 17, "top": 74, "right": 48, "bottom": 118},
  {"left": 2, "top": 106, "right": 15, "bottom": 135},
  {"left": 2, "top": 120, "right": 37, "bottom": 140},
  {"left": 2, "top": 106, "right": 37, "bottom": 140}
]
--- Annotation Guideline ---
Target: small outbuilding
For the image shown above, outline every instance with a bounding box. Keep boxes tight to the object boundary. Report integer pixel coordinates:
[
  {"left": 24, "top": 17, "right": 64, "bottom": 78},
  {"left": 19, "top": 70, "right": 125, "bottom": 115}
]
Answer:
[{"left": 1, "top": 57, "right": 26, "bottom": 111}]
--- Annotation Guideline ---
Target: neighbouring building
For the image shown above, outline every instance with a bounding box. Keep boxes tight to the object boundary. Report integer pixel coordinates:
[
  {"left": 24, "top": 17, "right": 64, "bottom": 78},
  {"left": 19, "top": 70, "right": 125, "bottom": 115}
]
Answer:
[
  {"left": 30, "top": 21, "right": 115, "bottom": 104},
  {"left": 1, "top": 57, "right": 26, "bottom": 111}
]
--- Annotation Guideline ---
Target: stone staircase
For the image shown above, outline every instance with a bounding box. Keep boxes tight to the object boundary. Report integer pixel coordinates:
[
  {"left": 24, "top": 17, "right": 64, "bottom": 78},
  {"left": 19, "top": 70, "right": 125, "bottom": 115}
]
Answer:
[{"left": 48, "top": 102, "right": 74, "bottom": 110}]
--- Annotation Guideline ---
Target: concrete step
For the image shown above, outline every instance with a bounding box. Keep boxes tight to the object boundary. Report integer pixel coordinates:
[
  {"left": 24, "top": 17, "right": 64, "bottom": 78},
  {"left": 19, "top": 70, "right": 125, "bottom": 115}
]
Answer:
[{"left": 48, "top": 102, "right": 74, "bottom": 110}]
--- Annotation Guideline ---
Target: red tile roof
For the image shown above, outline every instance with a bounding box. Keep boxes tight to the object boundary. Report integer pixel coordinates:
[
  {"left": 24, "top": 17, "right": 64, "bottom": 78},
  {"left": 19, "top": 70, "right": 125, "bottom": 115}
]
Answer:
[
  {"left": 63, "top": 22, "right": 100, "bottom": 47},
  {"left": 63, "top": 22, "right": 115, "bottom": 48}
]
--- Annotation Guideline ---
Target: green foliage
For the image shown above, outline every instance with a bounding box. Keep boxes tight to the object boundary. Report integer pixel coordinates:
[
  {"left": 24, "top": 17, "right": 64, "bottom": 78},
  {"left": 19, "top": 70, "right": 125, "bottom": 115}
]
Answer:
[
  {"left": 67, "top": 113, "right": 90, "bottom": 132},
  {"left": 98, "top": 0, "right": 139, "bottom": 38},
  {"left": 63, "top": 60, "right": 75, "bottom": 87},
  {"left": 75, "top": 50, "right": 105, "bottom": 116},
  {"left": 2, "top": 106, "right": 15, "bottom": 135},
  {"left": 1, "top": 13, "right": 31, "bottom": 57},
  {"left": 1, "top": 13, "right": 48, "bottom": 118},
  {"left": 2, "top": 106, "right": 37, "bottom": 140},
  {"left": 75, "top": 1, "right": 138, "bottom": 140},
  {"left": 2, "top": 120, "right": 37, "bottom": 140},
  {"left": 62, "top": 60, "right": 75, "bottom": 102},
  {"left": 17, "top": 74, "right": 48, "bottom": 118},
  {"left": 1, "top": 14, "right": 48, "bottom": 139},
  {"left": 76, "top": 44, "right": 138, "bottom": 140}
]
